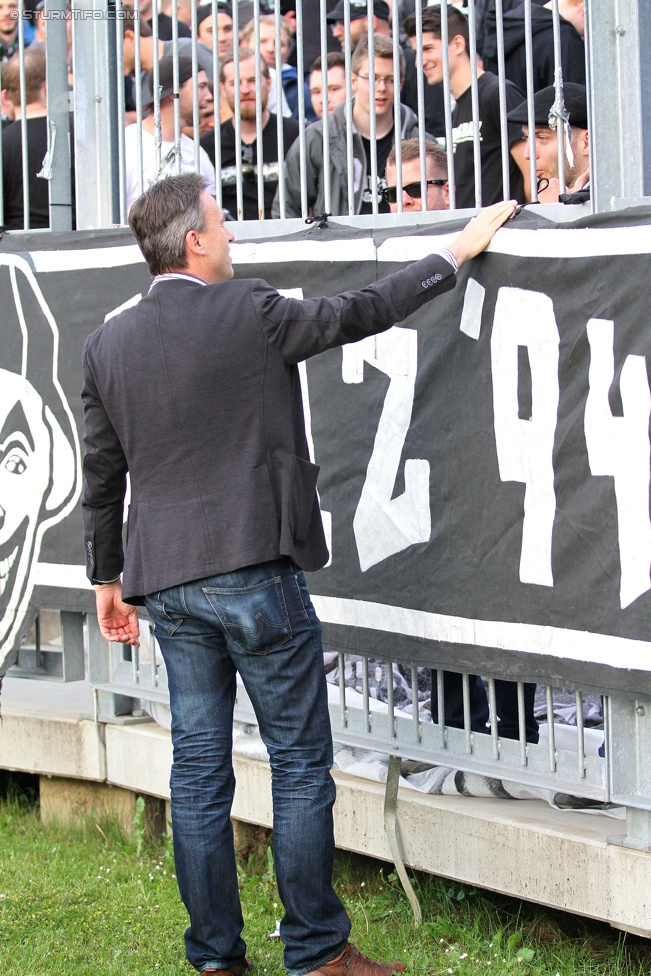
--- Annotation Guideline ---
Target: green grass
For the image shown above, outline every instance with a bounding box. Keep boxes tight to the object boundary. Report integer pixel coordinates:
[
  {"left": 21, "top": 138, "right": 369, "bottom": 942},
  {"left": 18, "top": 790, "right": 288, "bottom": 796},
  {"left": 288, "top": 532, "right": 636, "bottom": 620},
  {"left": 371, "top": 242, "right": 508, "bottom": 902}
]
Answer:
[{"left": 0, "top": 783, "right": 649, "bottom": 976}]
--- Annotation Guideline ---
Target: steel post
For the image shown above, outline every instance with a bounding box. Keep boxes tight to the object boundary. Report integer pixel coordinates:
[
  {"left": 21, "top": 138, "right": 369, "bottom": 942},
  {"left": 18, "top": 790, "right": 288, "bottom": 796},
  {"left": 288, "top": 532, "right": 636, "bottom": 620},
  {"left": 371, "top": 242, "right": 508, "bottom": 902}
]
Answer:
[
  {"left": 44, "top": 0, "right": 73, "bottom": 230},
  {"left": 586, "top": 0, "right": 651, "bottom": 210},
  {"left": 70, "top": 0, "right": 118, "bottom": 227}
]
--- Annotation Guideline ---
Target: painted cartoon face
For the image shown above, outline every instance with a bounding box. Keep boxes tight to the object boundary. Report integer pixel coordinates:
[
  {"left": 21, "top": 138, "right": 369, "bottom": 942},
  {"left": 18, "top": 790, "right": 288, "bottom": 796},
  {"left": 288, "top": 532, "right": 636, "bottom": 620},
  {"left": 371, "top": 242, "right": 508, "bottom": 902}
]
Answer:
[
  {"left": 0, "top": 260, "right": 80, "bottom": 677},
  {"left": 0, "top": 372, "right": 55, "bottom": 640}
]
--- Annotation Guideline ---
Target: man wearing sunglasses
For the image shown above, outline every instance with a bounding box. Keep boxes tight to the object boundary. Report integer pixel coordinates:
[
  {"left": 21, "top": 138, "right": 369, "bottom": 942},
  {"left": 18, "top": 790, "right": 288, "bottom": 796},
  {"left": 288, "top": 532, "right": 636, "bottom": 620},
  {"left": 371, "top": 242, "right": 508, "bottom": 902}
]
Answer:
[{"left": 384, "top": 137, "right": 450, "bottom": 212}]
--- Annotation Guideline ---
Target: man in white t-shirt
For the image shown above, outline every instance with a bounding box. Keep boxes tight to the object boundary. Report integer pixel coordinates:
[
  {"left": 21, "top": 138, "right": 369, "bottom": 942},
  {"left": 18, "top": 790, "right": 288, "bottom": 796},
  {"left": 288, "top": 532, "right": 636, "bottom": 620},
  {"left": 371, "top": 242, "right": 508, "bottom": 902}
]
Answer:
[{"left": 124, "top": 53, "right": 216, "bottom": 212}]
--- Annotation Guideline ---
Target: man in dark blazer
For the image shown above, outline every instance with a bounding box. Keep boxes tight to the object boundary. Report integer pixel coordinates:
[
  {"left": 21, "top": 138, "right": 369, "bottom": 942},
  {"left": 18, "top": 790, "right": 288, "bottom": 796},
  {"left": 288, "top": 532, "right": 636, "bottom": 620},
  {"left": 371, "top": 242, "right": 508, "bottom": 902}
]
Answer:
[{"left": 81, "top": 174, "right": 515, "bottom": 976}]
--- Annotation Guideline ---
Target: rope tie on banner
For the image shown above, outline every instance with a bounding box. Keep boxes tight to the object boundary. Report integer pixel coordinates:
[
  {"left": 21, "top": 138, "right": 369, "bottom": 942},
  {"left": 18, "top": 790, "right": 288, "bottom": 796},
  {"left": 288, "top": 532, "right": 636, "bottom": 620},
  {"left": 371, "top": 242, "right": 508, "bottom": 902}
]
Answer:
[
  {"left": 305, "top": 213, "right": 331, "bottom": 229},
  {"left": 548, "top": 68, "right": 573, "bottom": 169},
  {"left": 559, "top": 189, "right": 591, "bottom": 204},
  {"left": 37, "top": 121, "right": 57, "bottom": 180}
]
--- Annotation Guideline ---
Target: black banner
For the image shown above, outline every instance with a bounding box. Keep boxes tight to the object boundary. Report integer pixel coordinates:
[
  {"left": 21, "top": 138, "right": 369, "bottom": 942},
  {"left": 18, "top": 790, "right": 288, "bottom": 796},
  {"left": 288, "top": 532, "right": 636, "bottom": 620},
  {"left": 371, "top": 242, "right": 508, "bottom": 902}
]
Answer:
[{"left": 2, "top": 210, "right": 651, "bottom": 696}]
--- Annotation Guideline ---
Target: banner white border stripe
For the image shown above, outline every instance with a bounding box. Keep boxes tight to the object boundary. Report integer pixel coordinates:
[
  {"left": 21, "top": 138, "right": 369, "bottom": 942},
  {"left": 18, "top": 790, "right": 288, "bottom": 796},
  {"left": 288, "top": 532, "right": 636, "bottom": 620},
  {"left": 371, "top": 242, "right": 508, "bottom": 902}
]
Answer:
[
  {"left": 377, "top": 226, "right": 651, "bottom": 262},
  {"left": 30, "top": 245, "right": 144, "bottom": 273},
  {"left": 32, "top": 564, "right": 651, "bottom": 673},
  {"left": 27, "top": 238, "right": 377, "bottom": 273},
  {"left": 23, "top": 224, "right": 651, "bottom": 274},
  {"left": 312, "top": 595, "right": 651, "bottom": 673}
]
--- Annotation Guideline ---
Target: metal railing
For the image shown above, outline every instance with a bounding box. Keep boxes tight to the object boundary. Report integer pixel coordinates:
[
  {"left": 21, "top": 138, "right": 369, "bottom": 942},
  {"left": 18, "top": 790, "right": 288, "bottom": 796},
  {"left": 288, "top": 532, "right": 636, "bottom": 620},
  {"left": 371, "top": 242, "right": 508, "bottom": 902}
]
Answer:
[
  {"left": 10, "top": 602, "right": 649, "bottom": 852},
  {"left": 1, "top": 1, "right": 650, "bottom": 232},
  {"left": 80, "top": 606, "right": 651, "bottom": 855}
]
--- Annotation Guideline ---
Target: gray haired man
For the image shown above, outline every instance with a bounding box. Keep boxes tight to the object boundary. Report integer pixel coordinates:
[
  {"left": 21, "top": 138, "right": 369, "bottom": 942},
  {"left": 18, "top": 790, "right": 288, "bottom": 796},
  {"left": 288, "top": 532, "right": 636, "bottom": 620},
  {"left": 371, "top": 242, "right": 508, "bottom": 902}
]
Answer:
[{"left": 83, "top": 173, "right": 515, "bottom": 976}]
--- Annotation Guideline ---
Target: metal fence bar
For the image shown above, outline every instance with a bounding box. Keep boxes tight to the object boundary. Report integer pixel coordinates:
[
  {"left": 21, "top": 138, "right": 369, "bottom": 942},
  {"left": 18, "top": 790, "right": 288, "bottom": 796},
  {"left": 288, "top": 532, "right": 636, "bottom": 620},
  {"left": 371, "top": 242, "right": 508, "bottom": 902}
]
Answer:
[
  {"left": 436, "top": 668, "right": 445, "bottom": 747},
  {"left": 488, "top": 677, "right": 499, "bottom": 760},
  {"left": 550, "top": 0, "right": 567, "bottom": 196},
  {"left": 411, "top": 665, "right": 420, "bottom": 743},
  {"left": 295, "top": 0, "right": 308, "bottom": 218},
  {"left": 493, "top": 0, "right": 511, "bottom": 201},
  {"left": 338, "top": 650, "right": 347, "bottom": 728},
  {"left": 17, "top": 0, "right": 29, "bottom": 230},
  {"left": 366, "top": 11, "right": 378, "bottom": 215},
  {"left": 546, "top": 684, "right": 557, "bottom": 772},
  {"left": 320, "top": 0, "right": 331, "bottom": 215},
  {"left": 343, "top": 0, "right": 354, "bottom": 214},
  {"left": 523, "top": 0, "right": 538, "bottom": 202},
  {"left": 190, "top": 0, "right": 200, "bottom": 173},
  {"left": 253, "top": 3, "right": 265, "bottom": 220},
  {"left": 131, "top": 641, "right": 139, "bottom": 685},
  {"left": 391, "top": 0, "right": 402, "bottom": 212},
  {"left": 362, "top": 656, "right": 370, "bottom": 732},
  {"left": 386, "top": 659, "right": 395, "bottom": 737},
  {"left": 114, "top": 0, "right": 127, "bottom": 223},
  {"left": 134, "top": 0, "right": 144, "bottom": 199},
  {"left": 231, "top": 5, "right": 243, "bottom": 220},
  {"left": 462, "top": 672, "right": 472, "bottom": 754},
  {"left": 60, "top": 611, "right": 85, "bottom": 682},
  {"left": 439, "top": 1, "right": 455, "bottom": 210},
  {"left": 274, "top": 3, "right": 286, "bottom": 218},
  {"left": 45, "top": 0, "right": 73, "bottom": 231},
  {"left": 467, "top": 0, "right": 482, "bottom": 208},
  {"left": 211, "top": 0, "right": 222, "bottom": 208},
  {"left": 171, "top": 0, "right": 181, "bottom": 175},
  {"left": 413, "top": 0, "right": 428, "bottom": 211},
  {"left": 576, "top": 689, "right": 586, "bottom": 778},
  {"left": 151, "top": 0, "right": 162, "bottom": 180},
  {"left": 517, "top": 681, "right": 527, "bottom": 766},
  {"left": 150, "top": 622, "right": 158, "bottom": 687}
]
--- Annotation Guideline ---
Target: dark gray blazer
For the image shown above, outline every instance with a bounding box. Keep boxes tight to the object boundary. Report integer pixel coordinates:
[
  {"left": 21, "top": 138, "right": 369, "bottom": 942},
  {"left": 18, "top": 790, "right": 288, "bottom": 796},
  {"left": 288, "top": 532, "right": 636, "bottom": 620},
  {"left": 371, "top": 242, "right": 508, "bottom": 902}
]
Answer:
[{"left": 81, "top": 254, "right": 455, "bottom": 603}]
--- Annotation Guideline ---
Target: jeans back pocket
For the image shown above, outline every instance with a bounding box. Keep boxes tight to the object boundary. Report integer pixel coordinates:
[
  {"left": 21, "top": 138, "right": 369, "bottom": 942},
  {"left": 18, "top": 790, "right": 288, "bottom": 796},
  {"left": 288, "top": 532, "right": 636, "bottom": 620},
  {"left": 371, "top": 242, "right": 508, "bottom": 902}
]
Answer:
[{"left": 202, "top": 576, "right": 292, "bottom": 654}]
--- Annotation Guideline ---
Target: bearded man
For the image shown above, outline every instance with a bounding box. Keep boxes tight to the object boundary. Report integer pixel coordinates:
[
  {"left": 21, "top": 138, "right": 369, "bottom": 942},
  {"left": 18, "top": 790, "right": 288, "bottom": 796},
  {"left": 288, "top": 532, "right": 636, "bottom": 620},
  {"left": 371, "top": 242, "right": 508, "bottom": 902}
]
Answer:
[
  {"left": 201, "top": 49, "right": 299, "bottom": 220},
  {"left": 507, "top": 82, "right": 589, "bottom": 203}
]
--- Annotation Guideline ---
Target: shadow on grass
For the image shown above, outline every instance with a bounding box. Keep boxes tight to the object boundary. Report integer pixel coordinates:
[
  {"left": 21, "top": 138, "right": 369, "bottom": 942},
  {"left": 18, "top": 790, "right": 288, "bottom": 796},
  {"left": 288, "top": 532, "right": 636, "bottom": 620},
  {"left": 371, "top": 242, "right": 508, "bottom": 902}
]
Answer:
[{"left": 0, "top": 769, "right": 39, "bottom": 806}]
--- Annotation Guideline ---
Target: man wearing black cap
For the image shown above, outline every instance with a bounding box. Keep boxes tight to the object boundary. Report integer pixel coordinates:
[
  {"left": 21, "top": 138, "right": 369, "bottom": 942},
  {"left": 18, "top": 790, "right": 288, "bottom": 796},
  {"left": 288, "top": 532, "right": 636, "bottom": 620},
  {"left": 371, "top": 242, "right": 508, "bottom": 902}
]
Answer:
[
  {"left": 124, "top": 53, "right": 216, "bottom": 212},
  {"left": 196, "top": 1, "right": 233, "bottom": 60},
  {"left": 120, "top": 5, "right": 215, "bottom": 123},
  {"left": 156, "top": 0, "right": 192, "bottom": 40},
  {"left": 328, "top": 0, "right": 390, "bottom": 50},
  {"left": 507, "top": 82, "right": 589, "bottom": 203}
]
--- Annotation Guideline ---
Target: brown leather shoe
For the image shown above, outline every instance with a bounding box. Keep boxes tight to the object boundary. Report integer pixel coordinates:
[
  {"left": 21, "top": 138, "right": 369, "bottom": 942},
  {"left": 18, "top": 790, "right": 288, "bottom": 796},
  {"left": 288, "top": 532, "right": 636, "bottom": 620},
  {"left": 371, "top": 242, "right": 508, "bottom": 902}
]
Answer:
[
  {"left": 201, "top": 959, "right": 253, "bottom": 975},
  {"left": 304, "top": 943, "right": 407, "bottom": 976}
]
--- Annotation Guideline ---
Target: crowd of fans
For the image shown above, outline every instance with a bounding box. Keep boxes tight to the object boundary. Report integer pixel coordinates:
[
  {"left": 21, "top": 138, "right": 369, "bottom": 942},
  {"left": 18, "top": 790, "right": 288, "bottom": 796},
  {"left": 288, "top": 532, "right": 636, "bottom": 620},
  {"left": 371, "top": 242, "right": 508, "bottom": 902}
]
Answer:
[{"left": 1, "top": 1, "right": 586, "bottom": 234}]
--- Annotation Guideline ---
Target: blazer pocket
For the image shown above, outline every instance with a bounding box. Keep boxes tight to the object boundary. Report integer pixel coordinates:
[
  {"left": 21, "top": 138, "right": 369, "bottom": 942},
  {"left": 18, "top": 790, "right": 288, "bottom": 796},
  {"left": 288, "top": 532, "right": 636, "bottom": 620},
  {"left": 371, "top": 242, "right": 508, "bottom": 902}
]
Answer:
[{"left": 288, "top": 455, "right": 320, "bottom": 545}]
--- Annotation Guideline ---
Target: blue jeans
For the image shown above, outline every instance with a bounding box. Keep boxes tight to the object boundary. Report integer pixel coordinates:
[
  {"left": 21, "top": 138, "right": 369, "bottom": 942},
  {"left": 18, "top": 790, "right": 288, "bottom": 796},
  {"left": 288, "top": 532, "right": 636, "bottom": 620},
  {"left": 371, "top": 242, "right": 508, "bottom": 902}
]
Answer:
[{"left": 145, "top": 558, "right": 351, "bottom": 975}]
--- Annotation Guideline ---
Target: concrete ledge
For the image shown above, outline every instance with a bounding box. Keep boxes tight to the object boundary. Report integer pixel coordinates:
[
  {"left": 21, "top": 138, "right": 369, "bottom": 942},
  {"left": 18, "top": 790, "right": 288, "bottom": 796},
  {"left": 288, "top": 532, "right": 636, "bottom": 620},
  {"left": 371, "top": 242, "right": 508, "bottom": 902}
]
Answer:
[
  {"left": 0, "top": 712, "right": 105, "bottom": 781},
  {"left": 0, "top": 676, "right": 104, "bottom": 780},
  {"left": 105, "top": 721, "right": 173, "bottom": 799},
  {"left": 229, "top": 756, "right": 651, "bottom": 938},
  {"left": 1, "top": 678, "right": 650, "bottom": 937}
]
